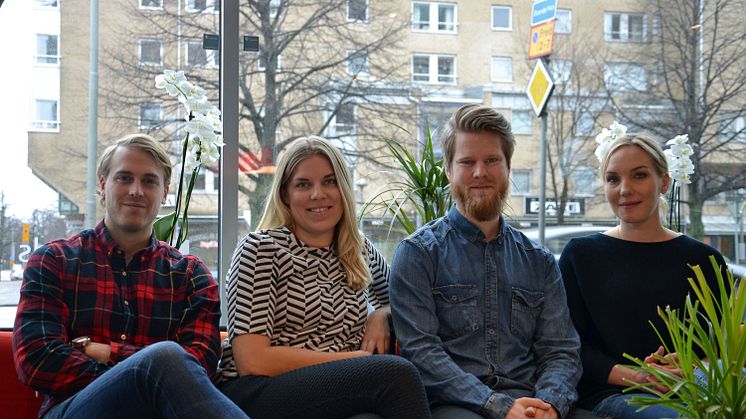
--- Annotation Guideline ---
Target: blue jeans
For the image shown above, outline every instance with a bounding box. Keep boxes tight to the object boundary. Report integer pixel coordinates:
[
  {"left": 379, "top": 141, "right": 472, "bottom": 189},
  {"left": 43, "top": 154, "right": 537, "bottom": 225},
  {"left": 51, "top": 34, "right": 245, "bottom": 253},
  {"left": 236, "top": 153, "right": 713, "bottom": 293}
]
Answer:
[
  {"left": 593, "top": 393, "right": 678, "bottom": 419},
  {"left": 43, "top": 341, "right": 249, "bottom": 419}
]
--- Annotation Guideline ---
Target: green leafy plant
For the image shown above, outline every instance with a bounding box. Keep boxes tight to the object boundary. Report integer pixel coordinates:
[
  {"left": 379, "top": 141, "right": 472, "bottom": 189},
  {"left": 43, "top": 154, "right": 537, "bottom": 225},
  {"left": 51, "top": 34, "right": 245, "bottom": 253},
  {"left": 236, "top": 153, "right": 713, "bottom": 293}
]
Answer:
[
  {"left": 622, "top": 257, "right": 746, "bottom": 418},
  {"left": 361, "top": 124, "right": 451, "bottom": 235}
]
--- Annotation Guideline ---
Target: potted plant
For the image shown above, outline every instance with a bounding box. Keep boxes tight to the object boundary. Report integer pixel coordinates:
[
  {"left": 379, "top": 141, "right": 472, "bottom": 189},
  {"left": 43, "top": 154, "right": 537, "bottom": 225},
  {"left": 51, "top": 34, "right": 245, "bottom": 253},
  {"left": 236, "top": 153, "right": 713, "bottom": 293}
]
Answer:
[
  {"left": 623, "top": 256, "right": 746, "bottom": 418},
  {"left": 361, "top": 124, "right": 451, "bottom": 235}
]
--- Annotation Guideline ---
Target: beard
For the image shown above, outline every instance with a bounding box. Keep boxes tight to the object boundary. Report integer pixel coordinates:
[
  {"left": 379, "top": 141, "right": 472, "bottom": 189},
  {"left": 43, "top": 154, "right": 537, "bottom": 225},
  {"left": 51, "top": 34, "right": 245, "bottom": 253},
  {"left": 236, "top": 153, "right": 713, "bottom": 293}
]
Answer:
[{"left": 452, "top": 182, "right": 508, "bottom": 222}]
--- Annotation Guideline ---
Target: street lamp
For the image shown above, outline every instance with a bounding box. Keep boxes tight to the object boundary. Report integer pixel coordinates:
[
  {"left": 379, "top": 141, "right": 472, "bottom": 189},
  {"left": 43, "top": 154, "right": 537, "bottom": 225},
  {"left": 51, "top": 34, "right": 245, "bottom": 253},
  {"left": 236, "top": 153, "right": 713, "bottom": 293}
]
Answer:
[{"left": 727, "top": 189, "right": 746, "bottom": 264}]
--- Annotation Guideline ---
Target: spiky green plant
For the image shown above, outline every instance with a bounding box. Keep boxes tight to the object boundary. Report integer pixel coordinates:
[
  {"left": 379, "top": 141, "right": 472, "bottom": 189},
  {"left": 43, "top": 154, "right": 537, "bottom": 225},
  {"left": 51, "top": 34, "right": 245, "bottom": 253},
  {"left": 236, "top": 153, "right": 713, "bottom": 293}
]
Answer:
[
  {"left": 622, "top": 257, "right": 746, "bottom": 418},
  {"left": 361, "top": 124, "right": 451, "bottom": 235}
]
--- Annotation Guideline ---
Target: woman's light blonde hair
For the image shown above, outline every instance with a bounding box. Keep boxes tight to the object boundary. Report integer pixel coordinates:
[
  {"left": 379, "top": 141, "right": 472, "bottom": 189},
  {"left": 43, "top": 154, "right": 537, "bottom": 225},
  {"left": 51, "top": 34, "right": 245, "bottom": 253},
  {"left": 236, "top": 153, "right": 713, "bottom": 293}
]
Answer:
[
  {"left": 600, "top": 132, "right": 670, "bottom": 224},
  {"left": 258, "top": 136, "right": 370, "bottom": 290}
]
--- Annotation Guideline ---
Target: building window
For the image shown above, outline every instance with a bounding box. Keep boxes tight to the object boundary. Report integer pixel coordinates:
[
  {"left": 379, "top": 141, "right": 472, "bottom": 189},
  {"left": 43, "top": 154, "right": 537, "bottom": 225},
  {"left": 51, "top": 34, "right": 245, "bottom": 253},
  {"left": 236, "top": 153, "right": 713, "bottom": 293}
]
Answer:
[
  {"left": 491, "top": 5, "right": 512, "bottom": 31},
  {"left": 35, "top": 34, "right": 59, "bottom": 65},
  {"left": 139, "top": 39, "right": 162, "bottom": 66},
  {"left": 605, "top": 12, "right": 646, "bottom": 42},
  {"left": 573, "top": 167, "right": 596, "bottom": 196},
  {"left": 491, "top": 57, "right": 512, "bottom": 82},
  {"left": 187, "top": 0, "right": 219, "bottom": 12},
  {"left": 33, "top": 0, "right": 58, "bottom": 8},
  {"left": 412, "top": 2, "right": 457, "bottom": 33},
  {"left": 552, "top": 60, "right": 572, "bottom": 84},
  {"left": 347, "top": 50, "right": 369, "bottom": 76},
  {"left": 269, "top": 0, "right": 281, "bottom": 17},
  {"left": 412, "top": 54, "right": 456, "bottom": 84},
  {"left": 194, "top": 169, "right": 218, "bottom": 193},
  {"left": 348, "top": 0, "right": 367, "bottom": 22},
  {"left": 187, "top": 40, "right": 217, "bottom": 68},
  {"left": 511, "top": 170, "right": 531, "bottom": 195},
  {"left": 574, "top": 112, "right": 595, "bottom": 136},
  {"left": 140, "top": 0, "right": 163, "bottom": 9},
  {"left": 721, "top": 115, "right": 746, "bottom": 142},
  {"left": 604, "top": 63, "right": 647, "bottom": 92},
  {"left": 31, "top": 99, "right": 59, "bottom": 131},
  {"left": 329, "top": 104, "right": 356, "bottom": 137},
  {"left": 555, "top": 9, "right": 572, "bottom": 34},
  {"left": 512, "top": 111, "right": 532, "bottom": 135},
  {"left": 139, "top": 104, "right": 162, "bottom": 130},
  {"left": 257, "top": 49, "right": 282, "bottom": 71}
]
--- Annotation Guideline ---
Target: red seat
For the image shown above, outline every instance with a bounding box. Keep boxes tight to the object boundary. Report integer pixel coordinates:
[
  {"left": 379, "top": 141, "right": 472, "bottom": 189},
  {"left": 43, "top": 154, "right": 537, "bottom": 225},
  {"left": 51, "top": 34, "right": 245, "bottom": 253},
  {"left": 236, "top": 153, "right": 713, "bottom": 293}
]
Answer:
[{"left": 0, "top": 330, "right": 43, "bottom": 419}]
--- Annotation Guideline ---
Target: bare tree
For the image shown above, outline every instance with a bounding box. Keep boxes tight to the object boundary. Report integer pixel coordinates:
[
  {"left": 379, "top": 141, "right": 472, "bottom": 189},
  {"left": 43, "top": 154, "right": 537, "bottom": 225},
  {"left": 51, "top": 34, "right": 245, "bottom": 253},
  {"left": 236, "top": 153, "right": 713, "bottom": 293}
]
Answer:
[
  {"left": 605, "top": 0, "right": 746, "bottom": 238},
  {"left": 101, "top": 0, "right": 412, "bottom": 227},
  {"left": 544, "top": 30, "right": 611, "bottom": 224}
]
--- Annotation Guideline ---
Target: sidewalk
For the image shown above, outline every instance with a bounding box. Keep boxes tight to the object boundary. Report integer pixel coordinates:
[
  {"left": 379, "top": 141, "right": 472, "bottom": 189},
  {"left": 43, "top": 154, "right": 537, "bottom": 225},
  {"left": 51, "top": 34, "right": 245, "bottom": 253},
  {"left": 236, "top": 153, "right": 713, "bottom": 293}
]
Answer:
[{"left": 0, "top": 280, "right": 22, "bottom": 328}]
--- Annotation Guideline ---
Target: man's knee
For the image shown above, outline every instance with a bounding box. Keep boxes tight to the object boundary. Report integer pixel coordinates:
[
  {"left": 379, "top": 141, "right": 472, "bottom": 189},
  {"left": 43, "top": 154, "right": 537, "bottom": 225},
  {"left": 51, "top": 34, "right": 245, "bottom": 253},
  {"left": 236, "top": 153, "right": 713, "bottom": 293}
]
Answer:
[{"left": 133, "top": 340, "right": 196, "bottom": 371}]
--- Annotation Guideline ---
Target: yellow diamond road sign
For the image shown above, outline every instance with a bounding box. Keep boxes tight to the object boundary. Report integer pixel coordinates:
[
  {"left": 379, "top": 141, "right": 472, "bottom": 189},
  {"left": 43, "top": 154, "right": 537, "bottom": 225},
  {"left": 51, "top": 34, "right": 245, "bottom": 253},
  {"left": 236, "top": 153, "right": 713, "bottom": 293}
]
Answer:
[{"left": 526, "top": 59, "right": 555, "bottom": 117}]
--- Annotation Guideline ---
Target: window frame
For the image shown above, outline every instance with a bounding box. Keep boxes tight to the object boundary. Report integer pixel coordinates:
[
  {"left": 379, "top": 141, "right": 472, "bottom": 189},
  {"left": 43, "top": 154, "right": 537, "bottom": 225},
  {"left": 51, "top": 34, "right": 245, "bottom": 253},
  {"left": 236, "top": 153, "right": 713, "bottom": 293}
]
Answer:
[
  {"left": 551, "top": 59, "right": 572, "bottom": 85},
  {"left": 33, "top": 0, "right": 58, "bottom": 8},
  {"left": 139, "top": 0, "right": 164, "bottom": 10},
  {"left": 347, "top": 50, "right": 369, "bottom": 77},
  {"left": 139, "top": 39, "right": 163, "bottom": 66},
  {"left": 511, "top": 169, "right": 532, "bottom": 196},
  {"left": 35, "top": 33, "right": 59, "bottom": 65},
  {"left": 186, "top": 0, "right": 220, "bottom": 13},
  {"left": 328, "top": 103, "right": 357, "bottom": 138},
  {"left": 555, "top": 9, "right": 572, "bottom": 34},
  {"left": 604, "top": 62, "right": 647, "bottom": 92},
  {"left": 347, "top": 0, "right": 368, "bottom": 23},
  {"left": 512, "top": 110, "right": 533, "bottom": 135},
  {"left": 411, "top": 53, "right": 457, "bottom": 85},
  {"left": 604, "top": 12, "right": 647, "bottom": 42},
  {"left": 31, "top": 99, "right": 60, "bottom": 132},
  {"left": 491, "top": 5, "right": 512, "bottom": 31},
  {"left": 138, "top": 103, "right": 163, "bottom": 130},
  {"left": 490, "top": 56, "right": 512, "bottom": 83},
  {"left": 574, "top": 111, "right": 595, "bottom": 136},
  {"left": 411, "top": 2, "right": 458, "bottom": 34},
  {"left": 572, "top": 167, "right": 596, "bottom": 197},
  {"left": 186, "top": 39, "right": 218, "bottom": 68}
]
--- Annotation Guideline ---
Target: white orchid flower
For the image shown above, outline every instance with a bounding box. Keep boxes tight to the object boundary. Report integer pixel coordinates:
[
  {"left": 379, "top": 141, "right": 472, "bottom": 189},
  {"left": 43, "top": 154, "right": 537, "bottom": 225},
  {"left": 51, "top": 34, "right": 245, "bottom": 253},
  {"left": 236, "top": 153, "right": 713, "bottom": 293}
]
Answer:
[{"left": 666, "top": 134, "right": 689, "bottom": 146}]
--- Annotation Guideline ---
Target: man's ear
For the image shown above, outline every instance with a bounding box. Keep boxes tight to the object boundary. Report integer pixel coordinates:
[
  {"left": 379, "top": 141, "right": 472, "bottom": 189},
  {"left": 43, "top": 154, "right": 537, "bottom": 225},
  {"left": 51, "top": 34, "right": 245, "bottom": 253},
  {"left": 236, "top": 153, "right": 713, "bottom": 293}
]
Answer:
[
  {"left": 162, "top": 184, "right": 169, "bottom": 205},
  {"left": 444, "top": 163, "right": 452, "bottom": 183},
  {"left": 98, "top": 176, "right": 106, "bottom": 200}
]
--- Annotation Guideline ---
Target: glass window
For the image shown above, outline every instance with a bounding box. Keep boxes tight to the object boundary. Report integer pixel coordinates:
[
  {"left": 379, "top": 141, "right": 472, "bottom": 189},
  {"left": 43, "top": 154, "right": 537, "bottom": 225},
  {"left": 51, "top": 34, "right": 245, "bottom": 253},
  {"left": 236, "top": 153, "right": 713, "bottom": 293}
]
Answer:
[
  {"left": 270, "top": 0, "right": 281, "bottom": 17},
  {"left": 437, "top": 55, "right": 455, "bottom": 83},
  {"left": 604, "top": 12, "right": 646, "bottom": 42},
  {"left": 34, "top": 0, "right": 58, "bottom": 7},
  {"left": 187, "top": 0, "right": 219, "bottom": 12},
  {"left": 573, "top": 167, "right": 596, "bottom": 196},
  {"left": 555, "top": 9, "right": 572, "bottom": 34},
  {"left": 36, "top": 34, "right": 58, "bottom": 64},
  {"left": 347, "top": 50, "right": 369, "bottom": 76},
  {"left": 187, "top": 40, "right": 217, "bottom": 68},
  {"left": 604, "top": 63, "right": 647, "bottom": 92},
  {"left": 31, "top": 99, "right": 59, "bottom": 131},
  {"left": 491, "top": 56, "right": 512, "bottom": 82},
  {"left": 511, "top": 170, "right": 531, "bottom": 195},
  {"left": 721, "top": 115, "right": 746, "bottom": 142},
  {"left": 412, "top": 54, "right": 430, "bottom": 81},
  {"left": 512, "top": 110, "right": 532, "bottom": 135},
  {"left": 139, "top": 39, "right": 162, "bottom": 65},
  {"left": 140, "top": 0, "right": 163, "bottom": 9},
  {"left": 139, "top": 104, "right": 162, "bottom": 129},
  {"left": 348, "top": 0, "right": 367, "bottom": 22},
  {"left": 257, "top": 49, "right": 282, "bottom": 71},
  {"left": 329, "top": 103, "right": 356, "bottom": 137},
  {"left": 575, "top": 112, "right": 595, "bottom": 136},
  {"left": 491, "top": 6, "right": 511, "bottom": 30},
  {"left": 412, "top": 2, "right": 456, "bottom": 33},
  {"left": 412, "top": 54, "right": 455, "bottom": 84},
  {"left": 552, "top": 59, "right": 572, "bottom": 84}
]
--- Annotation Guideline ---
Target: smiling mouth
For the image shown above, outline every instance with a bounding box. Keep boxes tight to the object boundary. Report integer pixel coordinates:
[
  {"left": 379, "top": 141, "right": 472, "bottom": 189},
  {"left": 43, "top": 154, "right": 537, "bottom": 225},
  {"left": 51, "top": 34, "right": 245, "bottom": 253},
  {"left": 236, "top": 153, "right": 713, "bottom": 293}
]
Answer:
[
  {"left": 307, "top": 207, "right": 331, "bottom": 213},
  {"left": 619, "top": 202, "right": 641, "bottom": 207}
]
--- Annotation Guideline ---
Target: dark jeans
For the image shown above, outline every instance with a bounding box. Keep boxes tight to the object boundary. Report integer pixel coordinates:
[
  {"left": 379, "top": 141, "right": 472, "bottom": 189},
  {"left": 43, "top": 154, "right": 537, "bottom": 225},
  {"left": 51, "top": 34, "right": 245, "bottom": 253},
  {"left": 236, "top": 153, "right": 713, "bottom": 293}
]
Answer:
[
  {"left": 218, "top": 354, "right": 431, "bottom": 419},
  {"left": 593, "top": 393, "right": 679, "bottom": 419},
  {"left": 43, "top": 341, "right": 248, "bottom": 419}
]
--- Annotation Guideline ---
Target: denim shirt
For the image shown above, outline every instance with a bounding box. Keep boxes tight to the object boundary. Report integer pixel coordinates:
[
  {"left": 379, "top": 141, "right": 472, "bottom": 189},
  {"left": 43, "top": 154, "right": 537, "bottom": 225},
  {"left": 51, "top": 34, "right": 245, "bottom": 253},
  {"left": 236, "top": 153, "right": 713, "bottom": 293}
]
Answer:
[{"left": 390, "top": 206, "right": 581, "bottom": 418}]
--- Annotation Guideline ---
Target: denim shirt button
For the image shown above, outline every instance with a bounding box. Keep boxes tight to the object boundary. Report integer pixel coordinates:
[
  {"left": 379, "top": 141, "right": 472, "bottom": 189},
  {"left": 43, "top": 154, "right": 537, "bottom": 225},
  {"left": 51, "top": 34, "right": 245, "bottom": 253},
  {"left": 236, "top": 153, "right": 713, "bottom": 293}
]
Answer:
[
  {"left": 488, "top": 328, "right": 495, "bottom": 335},
  {"left": 451, "top": 296, "right": 458, "bottom": 302}
]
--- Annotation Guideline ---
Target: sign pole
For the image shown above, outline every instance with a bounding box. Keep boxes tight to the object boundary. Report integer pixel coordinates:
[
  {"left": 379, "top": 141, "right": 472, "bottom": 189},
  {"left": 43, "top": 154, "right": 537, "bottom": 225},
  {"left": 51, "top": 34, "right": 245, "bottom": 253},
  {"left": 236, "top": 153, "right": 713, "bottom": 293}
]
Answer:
[{"left": 538, "top": 109, "right": 547, "bottom": 245}]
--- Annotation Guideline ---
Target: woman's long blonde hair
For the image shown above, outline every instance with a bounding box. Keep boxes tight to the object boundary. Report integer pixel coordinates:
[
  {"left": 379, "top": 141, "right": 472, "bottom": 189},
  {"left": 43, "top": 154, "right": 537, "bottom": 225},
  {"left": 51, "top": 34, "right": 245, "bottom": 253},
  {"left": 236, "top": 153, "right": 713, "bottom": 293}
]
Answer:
[{"left": 258, "top": 136, "right": 370, "bottom": 290}]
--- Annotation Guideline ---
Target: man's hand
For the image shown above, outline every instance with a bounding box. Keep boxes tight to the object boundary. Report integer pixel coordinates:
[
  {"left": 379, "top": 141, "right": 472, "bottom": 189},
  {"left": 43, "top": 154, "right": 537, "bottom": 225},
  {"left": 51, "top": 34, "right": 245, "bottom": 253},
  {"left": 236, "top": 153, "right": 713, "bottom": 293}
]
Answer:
[
  {"left": 84, "top": 342, "right": 112, "bottom": 364},
  {"left": 506, "top": 397, "right": 557, "bottom": 419},
  {"left": 361, "top": 308, "right": 390, "bottom": 354}
]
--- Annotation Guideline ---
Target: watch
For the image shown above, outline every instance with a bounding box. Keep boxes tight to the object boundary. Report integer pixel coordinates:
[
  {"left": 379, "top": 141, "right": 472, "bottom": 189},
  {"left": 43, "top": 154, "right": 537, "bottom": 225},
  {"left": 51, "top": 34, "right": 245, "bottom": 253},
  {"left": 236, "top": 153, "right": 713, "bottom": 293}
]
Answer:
[{"left": 71, "top": 336, "right": 91, "bottom": 350}]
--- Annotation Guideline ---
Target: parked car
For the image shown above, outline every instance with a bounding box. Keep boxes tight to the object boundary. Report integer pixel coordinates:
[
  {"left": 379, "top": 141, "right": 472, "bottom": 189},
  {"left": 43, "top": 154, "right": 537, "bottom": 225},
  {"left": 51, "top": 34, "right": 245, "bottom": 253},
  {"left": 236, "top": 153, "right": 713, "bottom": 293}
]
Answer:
[
  {"left": 10, "top": 264, "right": 23, "bottom": 281},
  {"left": 521, "top": 225, "right": 608, "bottom": 260}
]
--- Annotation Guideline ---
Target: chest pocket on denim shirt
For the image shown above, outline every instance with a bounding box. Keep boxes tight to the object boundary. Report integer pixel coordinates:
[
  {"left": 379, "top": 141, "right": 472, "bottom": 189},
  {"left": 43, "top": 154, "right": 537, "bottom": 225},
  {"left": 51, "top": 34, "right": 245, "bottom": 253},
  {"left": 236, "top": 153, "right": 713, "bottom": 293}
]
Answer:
[
  {"left": 510, "top": 287, "right": 544, "bottom": 343},
  {"left": 432, "top": 284, "right": 479, "bottom": 339}
]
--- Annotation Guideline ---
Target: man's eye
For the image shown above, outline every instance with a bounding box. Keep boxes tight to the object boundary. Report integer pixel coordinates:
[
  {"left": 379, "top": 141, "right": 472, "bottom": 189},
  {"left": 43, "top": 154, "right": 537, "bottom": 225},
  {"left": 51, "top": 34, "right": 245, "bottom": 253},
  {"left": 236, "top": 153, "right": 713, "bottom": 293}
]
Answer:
[{"left": 116, "top": 175, "right": 132, "bottom": 182}]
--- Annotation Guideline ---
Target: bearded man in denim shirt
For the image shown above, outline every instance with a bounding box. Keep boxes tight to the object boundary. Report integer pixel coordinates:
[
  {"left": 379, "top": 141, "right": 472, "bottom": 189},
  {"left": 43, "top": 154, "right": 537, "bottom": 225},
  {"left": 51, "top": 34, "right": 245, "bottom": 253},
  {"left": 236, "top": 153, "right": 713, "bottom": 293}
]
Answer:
[{"left": 390, "top": 104, "right": 581, "bottom": 419}]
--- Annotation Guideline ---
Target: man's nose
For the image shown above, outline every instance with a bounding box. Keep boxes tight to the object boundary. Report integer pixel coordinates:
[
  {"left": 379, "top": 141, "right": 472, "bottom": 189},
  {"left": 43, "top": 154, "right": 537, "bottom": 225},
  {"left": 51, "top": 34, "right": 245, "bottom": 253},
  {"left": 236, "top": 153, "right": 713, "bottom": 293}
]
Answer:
[{"left": 129, "top": 180, "right": 145, "bottom": 196}]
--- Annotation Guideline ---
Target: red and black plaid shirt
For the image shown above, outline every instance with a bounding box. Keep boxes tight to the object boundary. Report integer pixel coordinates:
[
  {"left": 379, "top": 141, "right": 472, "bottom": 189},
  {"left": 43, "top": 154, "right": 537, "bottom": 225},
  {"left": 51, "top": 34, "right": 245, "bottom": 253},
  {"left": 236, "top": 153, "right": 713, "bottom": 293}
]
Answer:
[{"left": 12, "top": 222, "right": 221, "bottom": 416}]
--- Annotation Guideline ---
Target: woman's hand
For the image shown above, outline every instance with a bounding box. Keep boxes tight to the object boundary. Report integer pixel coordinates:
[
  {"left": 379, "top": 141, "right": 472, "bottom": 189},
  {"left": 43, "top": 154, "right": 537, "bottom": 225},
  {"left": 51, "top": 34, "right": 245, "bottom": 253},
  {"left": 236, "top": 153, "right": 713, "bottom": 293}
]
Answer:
[{"left": 361, "top": 307, "right": 391, "bottom": 354}]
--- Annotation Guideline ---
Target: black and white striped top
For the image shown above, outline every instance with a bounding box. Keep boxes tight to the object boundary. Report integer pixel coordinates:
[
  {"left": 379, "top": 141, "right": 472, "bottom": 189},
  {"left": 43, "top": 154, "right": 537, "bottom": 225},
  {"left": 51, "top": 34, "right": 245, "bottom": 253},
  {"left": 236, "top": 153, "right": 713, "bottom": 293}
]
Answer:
[{"left": 220, "top": 227, "right": 389, "bottom": 380}]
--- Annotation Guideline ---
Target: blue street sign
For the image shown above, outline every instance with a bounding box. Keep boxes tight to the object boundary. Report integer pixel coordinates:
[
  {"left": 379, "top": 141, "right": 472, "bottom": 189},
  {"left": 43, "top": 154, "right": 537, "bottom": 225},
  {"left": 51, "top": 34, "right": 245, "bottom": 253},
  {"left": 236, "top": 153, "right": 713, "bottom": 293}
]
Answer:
[{"left": 531, "top": 0, "right": 557, "bottom": 26}]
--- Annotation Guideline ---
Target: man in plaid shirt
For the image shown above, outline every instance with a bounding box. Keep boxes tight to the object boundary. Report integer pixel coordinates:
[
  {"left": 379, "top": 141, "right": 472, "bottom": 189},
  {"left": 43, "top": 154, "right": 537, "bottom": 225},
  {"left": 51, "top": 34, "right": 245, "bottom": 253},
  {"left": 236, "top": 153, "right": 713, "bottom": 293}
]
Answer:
[{"left": 12, "top": 134, "right": 248, "bottom": 418}]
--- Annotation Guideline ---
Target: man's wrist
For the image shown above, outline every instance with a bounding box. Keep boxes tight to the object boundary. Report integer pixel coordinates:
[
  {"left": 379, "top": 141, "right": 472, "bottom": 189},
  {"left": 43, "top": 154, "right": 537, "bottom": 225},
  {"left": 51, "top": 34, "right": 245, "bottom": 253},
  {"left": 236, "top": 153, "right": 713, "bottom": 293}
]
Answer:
[{"left": 70, "top": 336, "right": 91, "bottom": 351}]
